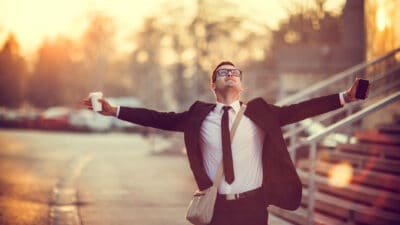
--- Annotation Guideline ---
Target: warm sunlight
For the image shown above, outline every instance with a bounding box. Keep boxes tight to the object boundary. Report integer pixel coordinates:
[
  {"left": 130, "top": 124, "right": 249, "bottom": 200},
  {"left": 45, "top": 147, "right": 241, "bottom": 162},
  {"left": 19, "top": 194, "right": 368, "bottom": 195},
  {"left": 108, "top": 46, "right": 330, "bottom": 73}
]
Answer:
[
  {"left": 0, "top": 0, "right": 164, "bottom": 56},
  {"left": 0, "top": 0, "right": 345, "bottom": 58},
  {"left": 0, "top": 0, "right": 84, "bottom": 54},
  {"left": 366, "top": 0, "right": 399, "bottom": 60},
  {"left": 327, "top": 162, "right": 353, "bottom": 187},
  {"left": 376, "top": 7, "right": 387, "bottom": 31}
]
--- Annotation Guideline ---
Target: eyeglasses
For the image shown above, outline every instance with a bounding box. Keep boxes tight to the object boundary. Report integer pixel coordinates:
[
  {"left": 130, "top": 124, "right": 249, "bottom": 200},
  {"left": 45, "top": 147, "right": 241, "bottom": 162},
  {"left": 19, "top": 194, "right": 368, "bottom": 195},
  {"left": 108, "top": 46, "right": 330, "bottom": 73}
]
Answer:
[{"left": 215, "top": 69, "right": 243, "bottom": 79}]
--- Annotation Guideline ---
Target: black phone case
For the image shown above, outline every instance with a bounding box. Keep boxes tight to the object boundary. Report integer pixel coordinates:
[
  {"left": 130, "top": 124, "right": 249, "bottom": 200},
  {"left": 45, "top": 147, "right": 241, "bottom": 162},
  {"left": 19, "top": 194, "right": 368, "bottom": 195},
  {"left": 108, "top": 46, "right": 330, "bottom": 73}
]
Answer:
[{"left": 355, "top": 79, "right": 369, "bottom": 99}]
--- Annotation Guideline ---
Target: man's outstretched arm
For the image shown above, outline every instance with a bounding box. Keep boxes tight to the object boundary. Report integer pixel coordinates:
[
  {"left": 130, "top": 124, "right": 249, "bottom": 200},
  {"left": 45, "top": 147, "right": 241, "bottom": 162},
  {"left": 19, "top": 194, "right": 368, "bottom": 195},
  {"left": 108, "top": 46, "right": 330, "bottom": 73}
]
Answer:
[
  {"left": 82, "top": 98, "right": 187, "bottom": 132},
  {"left": 117, "top": 106, "right": 188, "bottom": 132},
  {"left": 273, "top": 77, "right": 370, "bottom": 126}
]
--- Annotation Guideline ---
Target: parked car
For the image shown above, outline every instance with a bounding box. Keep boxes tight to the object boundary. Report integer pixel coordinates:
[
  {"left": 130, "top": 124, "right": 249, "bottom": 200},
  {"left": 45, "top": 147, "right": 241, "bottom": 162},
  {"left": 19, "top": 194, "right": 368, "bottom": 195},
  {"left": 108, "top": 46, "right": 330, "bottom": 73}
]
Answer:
[
  {"left": 22, "top": 111, "right": 40, "bottom": 128},
  {"left": 107, "top": 97, "right": 144, "bottom": 132},
  {"left": 69, "top": 109, "right": 113, "bottom": 132},
  {"left": 37, "top": 107, "right": 70, "bottom": 130},
  {"left": 30, "top": 96, "right": 144, "bottom": 132},
  {"left": 0, "top": 108, "right": 24, "bottom": 128},
  {"left": 0, "top": 107, "right": 40, "bottom": 129}
]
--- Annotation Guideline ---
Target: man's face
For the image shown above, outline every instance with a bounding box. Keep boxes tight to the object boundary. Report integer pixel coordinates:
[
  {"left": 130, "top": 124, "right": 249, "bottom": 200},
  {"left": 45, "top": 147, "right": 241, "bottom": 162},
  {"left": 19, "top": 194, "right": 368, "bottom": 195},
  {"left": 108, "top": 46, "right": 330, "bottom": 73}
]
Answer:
[{"left": 212, "top": 64, "right": 243, "bottom": 93}]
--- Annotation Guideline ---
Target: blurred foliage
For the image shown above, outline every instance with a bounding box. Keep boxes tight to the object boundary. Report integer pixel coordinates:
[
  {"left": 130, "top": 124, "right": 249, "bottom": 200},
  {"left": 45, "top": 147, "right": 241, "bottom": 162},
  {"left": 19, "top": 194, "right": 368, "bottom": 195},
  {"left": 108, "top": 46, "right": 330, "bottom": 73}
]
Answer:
[
  {"left": 0, "top": 34, "right": 28, "bottom": 108},
  {"left": 130, "top": 0, "right": 270, "bottom": 109},
  {"left": 29, "top": 37, "right": 77, "bottom": 107},
  {"left": 27, "top": 13, "right": 121, "bottom": 108},
  {"left": 0, "top": 1, "right": 271, "bottom": 110},
  {"left": 0, "top": 0, "right": 352, "bottom": 110},
  {"left": 273, "top": 0, "right": 342, "bottom": 46}
]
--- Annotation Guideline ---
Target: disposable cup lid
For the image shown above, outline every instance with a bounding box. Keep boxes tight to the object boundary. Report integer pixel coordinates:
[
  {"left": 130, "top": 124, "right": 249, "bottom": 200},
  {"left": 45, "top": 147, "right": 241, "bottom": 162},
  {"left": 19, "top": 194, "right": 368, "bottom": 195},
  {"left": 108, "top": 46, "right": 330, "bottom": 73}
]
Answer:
[{"left": 89, "top": 92, "right": 103, "bottom": 97}]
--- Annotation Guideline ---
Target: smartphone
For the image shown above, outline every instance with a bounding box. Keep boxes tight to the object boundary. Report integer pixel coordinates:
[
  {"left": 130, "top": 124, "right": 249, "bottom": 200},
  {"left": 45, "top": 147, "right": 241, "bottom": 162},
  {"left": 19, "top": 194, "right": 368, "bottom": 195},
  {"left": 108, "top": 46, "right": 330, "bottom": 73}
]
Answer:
[{"left": 355, "top": 79, "right": 369, "bottom": 100}]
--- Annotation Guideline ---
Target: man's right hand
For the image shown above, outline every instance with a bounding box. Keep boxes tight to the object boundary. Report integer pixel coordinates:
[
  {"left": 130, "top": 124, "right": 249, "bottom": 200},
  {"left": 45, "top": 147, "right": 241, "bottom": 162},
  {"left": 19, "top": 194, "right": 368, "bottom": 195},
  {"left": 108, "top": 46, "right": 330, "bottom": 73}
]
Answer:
[{"left": 82, "top": 98, "right": 117, "bottom": 117}]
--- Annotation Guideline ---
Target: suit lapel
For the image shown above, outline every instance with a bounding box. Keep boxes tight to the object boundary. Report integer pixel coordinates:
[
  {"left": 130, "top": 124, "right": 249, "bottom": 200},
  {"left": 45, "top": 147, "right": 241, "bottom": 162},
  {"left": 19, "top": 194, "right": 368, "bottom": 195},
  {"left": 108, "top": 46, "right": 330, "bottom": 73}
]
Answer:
[
  {"left": 189, "top": 103, "right": 216, "bottom": 151},
  {"left": 193, "top": 103, "right": 216, "bottom": 131}
]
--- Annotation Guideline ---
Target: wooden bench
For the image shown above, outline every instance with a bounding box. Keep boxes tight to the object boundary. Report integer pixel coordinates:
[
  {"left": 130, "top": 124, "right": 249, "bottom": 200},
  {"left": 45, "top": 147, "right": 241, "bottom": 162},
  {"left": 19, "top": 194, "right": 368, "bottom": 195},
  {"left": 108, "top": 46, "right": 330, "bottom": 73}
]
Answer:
[
  {"left": 297, "top": 169, "right": 400, "bottom": 213},
  {"left": 318, "top": 150, "right": 400, "bottom": 175},
  {"left": 337, "top": 143, "right": 400, "bottom": 160},
  {"left": 355, "top": 130, "right": 400, "bottom": 145},
  {"left": 297, "top": 160, "right": 400, "bottom": 192},
  {"left": 377, "top": 124, "right": 400, "bottom": 134},
  {"left": 301, "top": 189, "right": 400, "bottom": 225}
]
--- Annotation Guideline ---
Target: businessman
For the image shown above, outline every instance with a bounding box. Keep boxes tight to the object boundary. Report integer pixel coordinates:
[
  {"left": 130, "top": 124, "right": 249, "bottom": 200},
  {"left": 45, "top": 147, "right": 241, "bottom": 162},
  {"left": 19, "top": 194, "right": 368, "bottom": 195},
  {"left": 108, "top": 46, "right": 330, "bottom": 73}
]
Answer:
[{"left": 83, "top": 61, "right": 368, "bottom": 225}]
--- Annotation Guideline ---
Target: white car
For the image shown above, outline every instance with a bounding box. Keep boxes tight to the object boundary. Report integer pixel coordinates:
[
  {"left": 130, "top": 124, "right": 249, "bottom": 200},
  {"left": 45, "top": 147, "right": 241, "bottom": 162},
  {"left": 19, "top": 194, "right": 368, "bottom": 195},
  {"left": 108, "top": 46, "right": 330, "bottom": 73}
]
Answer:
[
  {"left": 107, "top": 97, "right": 143, "bottom": 131},
  {"left": 69, "top": 109, "right": 113, "bottom": 132}
]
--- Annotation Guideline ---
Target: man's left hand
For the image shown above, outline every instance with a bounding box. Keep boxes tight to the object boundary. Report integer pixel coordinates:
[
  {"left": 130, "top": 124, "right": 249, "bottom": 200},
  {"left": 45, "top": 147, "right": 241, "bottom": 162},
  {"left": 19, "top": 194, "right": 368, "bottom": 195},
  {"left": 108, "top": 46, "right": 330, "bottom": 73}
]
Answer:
[{"left": 343, "top": 77, "right": 370, "bottom": 103}]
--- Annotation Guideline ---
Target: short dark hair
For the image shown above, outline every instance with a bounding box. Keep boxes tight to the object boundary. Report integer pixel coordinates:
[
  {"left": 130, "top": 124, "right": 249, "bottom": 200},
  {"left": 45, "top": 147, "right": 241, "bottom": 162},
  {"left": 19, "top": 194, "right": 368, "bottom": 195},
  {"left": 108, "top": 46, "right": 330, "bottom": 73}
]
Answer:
[{"left": 210, "top": 61, "right": 235, "bottom": 83}]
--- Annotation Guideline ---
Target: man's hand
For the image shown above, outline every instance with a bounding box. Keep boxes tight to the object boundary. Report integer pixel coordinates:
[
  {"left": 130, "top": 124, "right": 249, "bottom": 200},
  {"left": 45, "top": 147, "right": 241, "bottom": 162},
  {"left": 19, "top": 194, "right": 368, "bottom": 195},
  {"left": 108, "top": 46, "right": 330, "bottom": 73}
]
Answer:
[
  {"left": 343, "top": 77, "right": 371, "bottom": 103},
  {"left": 82, "top": 98, "right": 117, "bottom": 116}
]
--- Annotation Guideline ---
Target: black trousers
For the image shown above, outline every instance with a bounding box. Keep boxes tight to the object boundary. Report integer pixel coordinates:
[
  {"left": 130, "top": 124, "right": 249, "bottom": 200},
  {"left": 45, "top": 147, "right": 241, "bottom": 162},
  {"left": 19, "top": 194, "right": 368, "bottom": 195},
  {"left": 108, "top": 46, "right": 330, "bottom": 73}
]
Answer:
[{"left": 210, "top": 190, "right": 268, "bottom": 225}]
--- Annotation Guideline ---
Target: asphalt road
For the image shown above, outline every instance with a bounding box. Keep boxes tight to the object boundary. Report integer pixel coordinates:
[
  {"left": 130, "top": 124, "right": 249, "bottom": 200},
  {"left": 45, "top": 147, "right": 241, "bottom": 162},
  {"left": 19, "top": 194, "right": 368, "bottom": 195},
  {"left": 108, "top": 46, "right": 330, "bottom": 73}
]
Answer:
[
  {"left": 0, "top": 129, "right": 289, "bottom": 225},
  {"left": 0, "top": 129, "right": 195, "bottom": 225}
]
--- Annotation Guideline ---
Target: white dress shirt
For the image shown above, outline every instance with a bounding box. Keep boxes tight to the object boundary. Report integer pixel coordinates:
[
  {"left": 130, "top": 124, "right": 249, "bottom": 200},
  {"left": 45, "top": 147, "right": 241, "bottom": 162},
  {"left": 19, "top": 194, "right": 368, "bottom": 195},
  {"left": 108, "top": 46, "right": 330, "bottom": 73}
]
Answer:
[{"left": 199, "top": 100, "right": 265, "bottom": 194}]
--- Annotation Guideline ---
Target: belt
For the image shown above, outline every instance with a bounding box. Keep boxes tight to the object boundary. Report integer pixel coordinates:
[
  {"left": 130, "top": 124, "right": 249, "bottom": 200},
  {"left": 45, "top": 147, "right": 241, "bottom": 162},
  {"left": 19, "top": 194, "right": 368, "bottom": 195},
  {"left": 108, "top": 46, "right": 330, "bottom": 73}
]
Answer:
[{"left": 217, "top": 187, "right": 262, "bottom": 201}]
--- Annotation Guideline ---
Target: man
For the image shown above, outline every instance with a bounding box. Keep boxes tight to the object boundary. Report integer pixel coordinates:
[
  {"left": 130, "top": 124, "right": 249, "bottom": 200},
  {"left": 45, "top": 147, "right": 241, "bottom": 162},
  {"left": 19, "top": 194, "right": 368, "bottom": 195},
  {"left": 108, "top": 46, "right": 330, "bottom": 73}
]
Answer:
[{"left": 83, "top": 61, "right": 368, "bottom": 225}]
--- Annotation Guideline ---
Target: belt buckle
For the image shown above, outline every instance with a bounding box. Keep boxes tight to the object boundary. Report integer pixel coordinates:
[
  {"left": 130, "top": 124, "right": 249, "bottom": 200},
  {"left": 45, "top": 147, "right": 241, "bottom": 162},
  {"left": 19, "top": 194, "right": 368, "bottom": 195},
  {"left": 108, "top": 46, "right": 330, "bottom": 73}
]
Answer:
[{"left": 225, "top": 193, "right": 240, "bottom": 201}]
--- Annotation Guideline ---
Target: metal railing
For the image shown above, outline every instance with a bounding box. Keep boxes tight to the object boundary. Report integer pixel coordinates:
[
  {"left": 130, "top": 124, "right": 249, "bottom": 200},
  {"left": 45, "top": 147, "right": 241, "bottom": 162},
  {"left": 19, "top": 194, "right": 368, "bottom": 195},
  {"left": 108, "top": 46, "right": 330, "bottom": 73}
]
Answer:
[
  {"left": 269, "top": 48, "right": 400, "bottom": 224},
  {"left": 284, "top": 62, "right": 400, "bottom": 147},
  {"left": 304, "top": 91, "right": 400, "bottom": 224},
  {"left": 276, "top": 48, "right": 400, "bottom": 161}
]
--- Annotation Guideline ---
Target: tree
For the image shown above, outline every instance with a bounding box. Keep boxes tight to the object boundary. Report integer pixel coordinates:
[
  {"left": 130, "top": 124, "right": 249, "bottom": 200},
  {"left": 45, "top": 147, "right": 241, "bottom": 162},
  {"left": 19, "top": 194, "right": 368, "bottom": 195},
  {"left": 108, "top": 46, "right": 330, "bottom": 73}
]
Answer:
[
  {"left": 273, "top": 0, "right": 342, "bottom": 46},
  {"left": 127, "top": 18, "right": 162, "bottom": 108},
  {"left": 80, "top": 12, "right": 116, "bottom": 92},
  {"left": 28, "top": 37, "right": 77, "bottom": 107},
  {"left": 129, "top": 0, "right": 270, "bottom": 109},
  {"left": 27, "top": 11, "right": 120, "bottom": 108},
  {"left": 0, "top": 33, "right": 28, "bottom": 108},
  {"left": 187, "top": 0, "right": 270, "bottom": 101}
]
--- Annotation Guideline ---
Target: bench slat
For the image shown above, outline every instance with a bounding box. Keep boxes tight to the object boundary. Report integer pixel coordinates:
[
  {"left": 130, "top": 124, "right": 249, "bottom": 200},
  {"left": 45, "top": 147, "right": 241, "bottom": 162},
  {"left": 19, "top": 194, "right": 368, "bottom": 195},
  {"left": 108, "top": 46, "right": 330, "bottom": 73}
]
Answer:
[
  {"left": 297, "top": 160, "right": 400, "bottom": 192},
  {"left": 301, "top": 189, "right": 400, "bottom": 225},
  {"left": 318, "top": 150, "right": 400, "bottom": 175},
  {"left": 297, "top": 169, "right": 400, "bottom": 212}
]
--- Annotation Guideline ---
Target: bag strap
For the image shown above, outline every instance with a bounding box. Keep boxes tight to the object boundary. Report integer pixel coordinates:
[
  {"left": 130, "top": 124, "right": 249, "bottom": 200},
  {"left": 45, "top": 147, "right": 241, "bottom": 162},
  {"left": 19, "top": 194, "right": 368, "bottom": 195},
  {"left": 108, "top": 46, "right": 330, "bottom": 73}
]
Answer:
[{"left": 213, "top": 103, "right": 247, "bottom": 188}]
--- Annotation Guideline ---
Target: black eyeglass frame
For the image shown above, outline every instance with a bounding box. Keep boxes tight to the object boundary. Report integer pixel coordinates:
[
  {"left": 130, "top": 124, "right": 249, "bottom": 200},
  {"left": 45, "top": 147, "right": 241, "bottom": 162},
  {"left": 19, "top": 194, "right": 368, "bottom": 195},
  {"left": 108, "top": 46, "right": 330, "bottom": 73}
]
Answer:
[{"left": 214, "top": 69, "right": 243, "bottom": 81}]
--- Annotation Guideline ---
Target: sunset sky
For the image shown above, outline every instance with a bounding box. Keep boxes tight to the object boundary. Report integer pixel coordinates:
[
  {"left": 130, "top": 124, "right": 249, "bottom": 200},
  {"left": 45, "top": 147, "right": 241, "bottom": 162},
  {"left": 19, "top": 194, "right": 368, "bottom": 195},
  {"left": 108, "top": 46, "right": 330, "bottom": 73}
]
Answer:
[{"left": 0, "top": 0, "right": 345, "bottom": 58}]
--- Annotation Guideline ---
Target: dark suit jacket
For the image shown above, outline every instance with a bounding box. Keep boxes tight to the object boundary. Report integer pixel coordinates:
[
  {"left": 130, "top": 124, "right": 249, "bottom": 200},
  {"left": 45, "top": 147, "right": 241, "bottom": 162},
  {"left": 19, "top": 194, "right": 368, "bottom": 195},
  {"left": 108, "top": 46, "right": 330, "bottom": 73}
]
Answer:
[{"left": 118, "top": 94, "right": 343, "bottom": 210}]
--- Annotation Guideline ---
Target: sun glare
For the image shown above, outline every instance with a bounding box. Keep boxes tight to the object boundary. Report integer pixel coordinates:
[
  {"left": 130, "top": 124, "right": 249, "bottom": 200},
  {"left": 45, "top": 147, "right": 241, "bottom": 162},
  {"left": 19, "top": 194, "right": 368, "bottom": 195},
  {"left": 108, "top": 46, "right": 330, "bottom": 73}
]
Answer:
[
  {"left": 376, "top": 7, "right": 387, "bottom": 31},
  {"left": 0, "top": 0, "right": 162, "bottom": 56},
  {"left": 0, "top": 0, "right": 86, "bottom": 56},
  {"left": 327, "top": 162, "right": 353, "bottom": 187}
]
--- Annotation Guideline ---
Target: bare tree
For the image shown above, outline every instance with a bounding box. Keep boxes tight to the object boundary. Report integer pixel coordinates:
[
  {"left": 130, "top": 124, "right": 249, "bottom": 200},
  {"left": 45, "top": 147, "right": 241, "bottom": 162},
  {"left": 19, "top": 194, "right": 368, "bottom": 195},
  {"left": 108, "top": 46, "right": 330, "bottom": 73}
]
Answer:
[
  {"left": 129, "top": 0, "right": 270, "bottom": 109},
  {"left": 80, "top": 12, "right": 116, "bottom": 92}
]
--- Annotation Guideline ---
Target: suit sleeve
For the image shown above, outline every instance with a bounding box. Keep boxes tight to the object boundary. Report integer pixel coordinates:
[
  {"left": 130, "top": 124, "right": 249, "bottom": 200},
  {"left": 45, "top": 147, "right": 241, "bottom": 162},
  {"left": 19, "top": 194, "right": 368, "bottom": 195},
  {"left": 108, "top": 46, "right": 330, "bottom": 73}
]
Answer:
[
  {"left": 117, "top": 107, "right": 188, "bottom": 132},
  {"left": 271, "top": 93, "right": 343, "bottom": 126}
]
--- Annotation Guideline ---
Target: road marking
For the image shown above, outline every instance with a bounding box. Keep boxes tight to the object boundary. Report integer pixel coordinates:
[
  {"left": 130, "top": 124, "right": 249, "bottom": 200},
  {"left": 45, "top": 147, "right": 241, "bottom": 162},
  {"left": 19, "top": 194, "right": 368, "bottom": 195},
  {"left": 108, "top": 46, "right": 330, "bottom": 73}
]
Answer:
[{"left": 50, "top": 153, "right": 93, "bottom": 225}]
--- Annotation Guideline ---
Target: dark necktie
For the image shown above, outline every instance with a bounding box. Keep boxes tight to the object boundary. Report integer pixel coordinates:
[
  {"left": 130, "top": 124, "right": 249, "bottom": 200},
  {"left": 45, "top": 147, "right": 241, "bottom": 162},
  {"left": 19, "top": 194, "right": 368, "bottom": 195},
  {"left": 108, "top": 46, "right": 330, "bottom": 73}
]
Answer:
[{"left": 221, "top": 106, "right": 234, "bottom": 184}]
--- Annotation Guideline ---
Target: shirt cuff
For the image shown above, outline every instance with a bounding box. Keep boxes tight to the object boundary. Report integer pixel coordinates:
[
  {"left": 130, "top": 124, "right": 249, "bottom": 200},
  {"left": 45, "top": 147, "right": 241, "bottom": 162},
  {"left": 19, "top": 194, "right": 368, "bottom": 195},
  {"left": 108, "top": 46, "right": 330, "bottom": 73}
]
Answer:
[
  {"left": 116, "top": 106, "right": 120, "bottom": 118},
  {"left": 339, "top": 92, "right": 346, "bottom": 106}
]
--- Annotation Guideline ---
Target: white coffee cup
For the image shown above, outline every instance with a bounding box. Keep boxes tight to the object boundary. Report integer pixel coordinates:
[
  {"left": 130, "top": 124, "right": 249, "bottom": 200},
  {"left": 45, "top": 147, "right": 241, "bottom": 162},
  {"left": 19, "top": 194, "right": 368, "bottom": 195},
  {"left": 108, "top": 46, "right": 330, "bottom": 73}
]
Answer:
[{"left": 89, "top": 92, "right": 103, "bottom": 112}]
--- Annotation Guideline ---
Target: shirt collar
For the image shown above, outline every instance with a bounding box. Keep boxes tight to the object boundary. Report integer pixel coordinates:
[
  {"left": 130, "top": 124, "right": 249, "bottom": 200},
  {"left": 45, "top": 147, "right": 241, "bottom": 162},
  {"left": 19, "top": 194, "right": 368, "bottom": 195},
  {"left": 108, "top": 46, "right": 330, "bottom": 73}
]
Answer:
[{"left": 215, "top": 100, "right": 241, "bottom": 114}]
